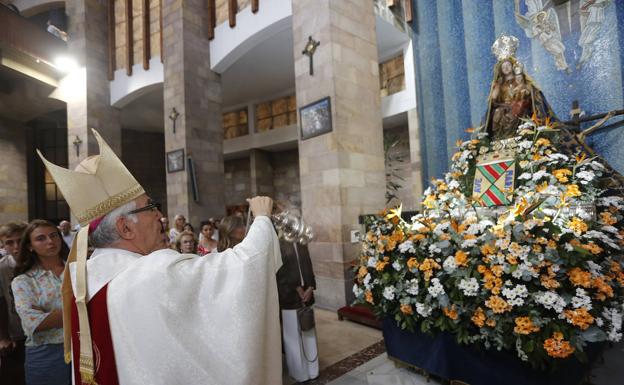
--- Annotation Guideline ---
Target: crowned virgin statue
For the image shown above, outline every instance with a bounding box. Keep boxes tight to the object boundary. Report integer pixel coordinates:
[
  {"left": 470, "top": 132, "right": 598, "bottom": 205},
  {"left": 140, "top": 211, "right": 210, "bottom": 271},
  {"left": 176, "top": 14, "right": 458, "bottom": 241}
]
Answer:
[{"left": 484, "top": 36, "right": 557, "bottom": 140}]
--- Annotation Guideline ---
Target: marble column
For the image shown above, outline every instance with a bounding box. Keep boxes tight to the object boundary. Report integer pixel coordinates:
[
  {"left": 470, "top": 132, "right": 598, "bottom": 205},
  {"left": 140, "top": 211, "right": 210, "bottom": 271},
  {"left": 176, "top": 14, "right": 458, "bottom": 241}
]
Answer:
[
  {"left": 65, "top": 0, "right": 122, "bottom": 169},
  {"left": 162, "top": 0, "right": 225, "bottom": 225},
  {"left": 292, "top": 0, "right": 386, "bottom": 309}
]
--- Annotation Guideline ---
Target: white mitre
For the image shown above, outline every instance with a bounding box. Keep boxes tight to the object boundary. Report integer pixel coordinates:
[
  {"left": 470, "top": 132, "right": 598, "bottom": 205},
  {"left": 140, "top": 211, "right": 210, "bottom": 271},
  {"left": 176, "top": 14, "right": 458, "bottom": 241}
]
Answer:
[{"left": 37, "top": 129, "right": 145, "bottom": 384}]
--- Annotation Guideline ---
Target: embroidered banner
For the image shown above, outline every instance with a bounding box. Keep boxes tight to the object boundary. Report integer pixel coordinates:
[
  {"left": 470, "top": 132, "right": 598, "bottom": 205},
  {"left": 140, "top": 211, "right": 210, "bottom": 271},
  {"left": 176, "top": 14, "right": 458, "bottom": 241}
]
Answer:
[{"left": 472, "top": 152, "right": 516, "bottom": 207}]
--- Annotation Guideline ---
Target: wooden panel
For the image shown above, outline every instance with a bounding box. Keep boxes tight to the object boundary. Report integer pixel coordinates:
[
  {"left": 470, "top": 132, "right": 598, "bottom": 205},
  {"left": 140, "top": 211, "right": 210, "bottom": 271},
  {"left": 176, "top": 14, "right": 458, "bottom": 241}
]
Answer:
[
  {"left": 142, "top": 0, "right": 150, "bottom": 69},
  {"left": 273, "top": 113, "right": 288, "bottom": 128},
  {"left": 256, "top": 103, "right": 271, "bottom": 119},
  {"left": 207, "top": 0, "right": 215, "bottom": 40},
  {"left": 108, "top": 0, "right": 116, "bottom": 80},
  {"left": 405, "top": 0, "right": 413, "bottom": 23},
  {"left": 251, "top": 0, "right": 258, "bottom": 13},
  {"left": 257, "top": 118, "right": 272, "bottom": 132},
  {"left": 228, "top": 0, "right": 236, "bottom": 27},
  {"left": 126, "top": 0, "right": 133, "bottom": 75},
  {"left": 271, "top": 98, "right": 287, "bottom": 115}
]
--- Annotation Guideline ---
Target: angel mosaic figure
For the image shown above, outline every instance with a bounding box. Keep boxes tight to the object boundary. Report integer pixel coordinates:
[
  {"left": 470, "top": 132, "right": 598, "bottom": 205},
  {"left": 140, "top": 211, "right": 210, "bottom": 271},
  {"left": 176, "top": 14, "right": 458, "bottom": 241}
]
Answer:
[
  {"left": 578, "top": 0, "right": 613, "bottom": 68},
  {"left": 515, "top": 0, "right": 570, "bottom": 72}
]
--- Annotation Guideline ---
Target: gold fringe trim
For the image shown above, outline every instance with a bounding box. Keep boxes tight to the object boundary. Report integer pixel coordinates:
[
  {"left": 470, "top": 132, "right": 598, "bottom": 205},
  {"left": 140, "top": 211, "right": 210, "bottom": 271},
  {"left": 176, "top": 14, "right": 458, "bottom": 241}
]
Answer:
[
  {"left": 80, "top": 353, "right": 98, "bottom": 385},
  {"left": 76, "top": 184, "right": 145, "bottom": 225},
  {"left": 64, "top": 351, "right": 72, "bottom": 364},
  {"left": 79, "top": 370, "right": 99, "bottom": 385}
]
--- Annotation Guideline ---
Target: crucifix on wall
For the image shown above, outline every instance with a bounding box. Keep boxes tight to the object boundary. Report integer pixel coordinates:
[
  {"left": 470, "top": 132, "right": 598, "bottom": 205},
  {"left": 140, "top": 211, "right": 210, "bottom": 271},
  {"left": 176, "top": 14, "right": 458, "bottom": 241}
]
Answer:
[{"left": 302, "top": 36, "right": 320, "bottom": 76}]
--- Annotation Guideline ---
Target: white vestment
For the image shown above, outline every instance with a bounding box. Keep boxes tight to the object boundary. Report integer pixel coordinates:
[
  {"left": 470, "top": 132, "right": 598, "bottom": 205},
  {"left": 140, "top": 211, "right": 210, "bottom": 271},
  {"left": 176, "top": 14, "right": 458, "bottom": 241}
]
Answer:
[{"left": 70, "top": 216, "right": 283, "bottom": 385}]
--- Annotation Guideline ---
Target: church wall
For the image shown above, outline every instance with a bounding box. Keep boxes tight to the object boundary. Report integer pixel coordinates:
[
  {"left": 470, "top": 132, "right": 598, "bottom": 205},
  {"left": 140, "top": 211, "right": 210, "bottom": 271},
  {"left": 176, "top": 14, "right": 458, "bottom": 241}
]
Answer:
[
  {"left": 411, "top": 0, "right": 624, "bottom": 182},
  {"left": 270, "top": 149, "right": 301, "bottom": 210},
  {"left": 121, "top": 129, "right": 167, "bottom": 215},
  {"left": 224, "top": 157, "right": 251, "bottom": 208},
  {"left": 0, "top": 119, "right": 28, "bottom": 223}
]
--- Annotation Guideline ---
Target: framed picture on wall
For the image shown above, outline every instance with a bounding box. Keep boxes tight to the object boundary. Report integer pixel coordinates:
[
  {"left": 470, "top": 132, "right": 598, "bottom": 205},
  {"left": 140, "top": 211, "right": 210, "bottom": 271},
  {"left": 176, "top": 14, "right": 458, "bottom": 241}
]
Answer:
[
  {"left": 166, "top": 149, "right": 185, "bottom": 173},
  {"left": 299, "top": 97, "right": 332, "bottom": 140}
]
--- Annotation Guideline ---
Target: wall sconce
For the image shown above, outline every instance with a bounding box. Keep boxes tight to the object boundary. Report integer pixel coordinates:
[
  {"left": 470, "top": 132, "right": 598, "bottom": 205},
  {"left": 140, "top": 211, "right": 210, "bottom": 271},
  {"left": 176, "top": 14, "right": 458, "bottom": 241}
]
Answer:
[
  {"left": 169, "top": 108, "right": 180, "bottom": 134},
  {"left": 302, "top": 36, "right": 320, "bottom": 76},
  {"left": 72, "top": 135, "right": 82, "bottom": 157}
]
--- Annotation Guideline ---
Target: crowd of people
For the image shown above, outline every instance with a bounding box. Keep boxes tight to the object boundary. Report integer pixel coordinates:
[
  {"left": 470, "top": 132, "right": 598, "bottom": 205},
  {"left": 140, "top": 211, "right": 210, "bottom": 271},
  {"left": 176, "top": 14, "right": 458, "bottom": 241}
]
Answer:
[{"left": 0, "top": 209, "right": 319, "bottom": 384}]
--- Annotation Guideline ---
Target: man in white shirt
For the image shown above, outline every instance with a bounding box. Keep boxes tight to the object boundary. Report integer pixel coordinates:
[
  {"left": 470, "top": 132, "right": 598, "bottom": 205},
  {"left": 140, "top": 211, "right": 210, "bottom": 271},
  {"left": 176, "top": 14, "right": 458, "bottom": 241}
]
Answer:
[{"left": 58, "top": 220, "right": 75, "bottom": 247}]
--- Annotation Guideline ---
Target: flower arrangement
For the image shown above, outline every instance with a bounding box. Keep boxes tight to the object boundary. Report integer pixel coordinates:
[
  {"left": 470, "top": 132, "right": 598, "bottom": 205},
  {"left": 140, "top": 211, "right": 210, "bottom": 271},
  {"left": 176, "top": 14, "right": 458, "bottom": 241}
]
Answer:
[{"left": 353, "top": 117, "right": 624, "bottom": 367}]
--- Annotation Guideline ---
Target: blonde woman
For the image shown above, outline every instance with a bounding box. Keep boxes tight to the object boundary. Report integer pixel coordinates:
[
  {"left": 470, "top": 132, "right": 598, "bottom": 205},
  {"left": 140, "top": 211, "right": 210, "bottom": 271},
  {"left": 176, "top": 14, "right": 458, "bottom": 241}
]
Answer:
[
  {"left": 174, "top": 231, "right": 198, "bottom": 254},
  {"left": 216, "top": 216, "right": 246, "bottom": 252}
]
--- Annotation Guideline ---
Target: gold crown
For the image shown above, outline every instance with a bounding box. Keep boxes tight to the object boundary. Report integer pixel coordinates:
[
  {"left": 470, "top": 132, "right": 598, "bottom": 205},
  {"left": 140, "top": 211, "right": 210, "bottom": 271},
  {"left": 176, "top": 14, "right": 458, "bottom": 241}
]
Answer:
[{"left": 37, "top": 129, "right": 145, "bottom": 226}]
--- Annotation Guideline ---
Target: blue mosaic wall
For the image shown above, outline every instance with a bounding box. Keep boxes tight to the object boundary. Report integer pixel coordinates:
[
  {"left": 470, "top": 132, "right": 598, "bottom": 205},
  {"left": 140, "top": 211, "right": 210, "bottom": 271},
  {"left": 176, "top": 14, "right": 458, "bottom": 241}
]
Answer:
[{"left": 410, "top": 0, "right": 624, "bottom": 183}]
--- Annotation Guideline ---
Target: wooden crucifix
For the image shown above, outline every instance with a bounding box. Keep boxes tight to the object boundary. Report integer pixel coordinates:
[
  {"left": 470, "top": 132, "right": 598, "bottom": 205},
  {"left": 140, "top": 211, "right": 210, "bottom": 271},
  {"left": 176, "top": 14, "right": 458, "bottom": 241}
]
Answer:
[{"left": 302, "top": 36, "right": 320, "bottom": 76}]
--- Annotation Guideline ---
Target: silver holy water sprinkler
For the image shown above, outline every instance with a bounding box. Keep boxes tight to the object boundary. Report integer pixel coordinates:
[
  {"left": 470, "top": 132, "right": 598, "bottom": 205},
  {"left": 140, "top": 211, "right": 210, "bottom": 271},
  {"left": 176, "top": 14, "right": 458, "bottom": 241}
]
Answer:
[{"left": 272, "top": 211, "right": 314, "bottom": 245}]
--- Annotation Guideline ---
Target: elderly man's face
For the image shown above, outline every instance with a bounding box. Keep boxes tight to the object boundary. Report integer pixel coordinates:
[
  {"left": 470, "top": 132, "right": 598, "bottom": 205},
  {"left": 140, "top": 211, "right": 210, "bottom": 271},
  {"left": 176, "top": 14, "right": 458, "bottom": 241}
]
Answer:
[
  {"left": 59, "top": 221, "right": 71, "bottom": 235},
  {"left": 127, "top": 195, "right": 168, "bottom": 254}
]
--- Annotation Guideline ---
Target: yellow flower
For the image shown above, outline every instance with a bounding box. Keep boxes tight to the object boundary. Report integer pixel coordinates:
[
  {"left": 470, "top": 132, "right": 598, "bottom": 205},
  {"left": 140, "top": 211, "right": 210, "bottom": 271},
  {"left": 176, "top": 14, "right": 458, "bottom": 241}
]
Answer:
[
  {"left": 400, "top": 304, "right": 413, "bottom": 315},
  {"left": 375, "top": 260, "right": 389, "bottom": 272},
  {"left": 385, "top": 204, "right": 403, "bottom": 221},
  {"left": 357, "top": 266, "right": 368, "bottom": 280},
  {"left": 565, "top": 184, "right": 582, "bottom": 198},
  {"left": 480, "top": 243, "right": 496, "bottom": 256},
  {"left": 569, "top": 217, "right": 588, "bottom": 234},
  {"left": 365, "top": 290, "right": 374, "bottom": 304},
  {"left": 535, "top": 138, "right": 551, "bottom": 147},
  {"left": 581, "top": 242, "right": 603, "bottom": 255},
  {"left": 536, "top": 181, "right": 549, "bottom": 193},
  {"left": 419, "top": 258, "right": 441, "bottom": 281},
  {"left": 512, "top": 197, "right": 529, "bottom": 217},
  {"left": 514, "top": 316, "right": 540, "bottom": 335},
  {"left": 576, "top": 152, "right": 587, "bottom": 164},
  {"left": 485, "top": 318, "right": 497, "bottom": 328},
  {"left": 552, "top": 169, "right": 572, "bottom": 183},
  {"left": 568, "top": 267, "right": 592, "bottom": 288}
]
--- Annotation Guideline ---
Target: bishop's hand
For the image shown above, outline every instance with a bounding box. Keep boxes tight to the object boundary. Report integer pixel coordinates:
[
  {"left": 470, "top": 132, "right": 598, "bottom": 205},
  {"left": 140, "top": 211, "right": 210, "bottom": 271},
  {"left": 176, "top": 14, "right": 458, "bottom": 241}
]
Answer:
[{"left": 247, "top": 196, "right": 273, "bottom": 217}]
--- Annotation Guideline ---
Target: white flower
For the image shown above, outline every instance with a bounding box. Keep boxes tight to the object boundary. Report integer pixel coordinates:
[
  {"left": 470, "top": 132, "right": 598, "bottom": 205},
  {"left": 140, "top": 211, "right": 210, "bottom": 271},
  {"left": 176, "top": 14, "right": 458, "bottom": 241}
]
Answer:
[
  {"left": 546, "top": 153, "right": 569, "bottom": 162},
  {"left": 531, "top": 169, "right": 548, "bottom": 181},
  {"left": 428, "top": 278, "right": 445, "bottom": 298},
  {"left": 461, "top": 239, "right": 478, "bottom": 248},
  {"left": 518, "top": 140, "right": 533, "bottom": 150},
  {"left": 353, "top": 284, "right": 363, "bottom": 298},
  {"left": 575, "top": 170, "right": 595, "bottom": 184},
  {"left": 534, "top": 291, "right": 566, "bottom": 313},
  {"left": 367, "top": 257, "right": 377, "bottom": 268},
  {"left": 383, "top": 286, "right": 396, "bottom": 301},
  {"left": 405, "top": 278, "right": 419, "bottom": 295},
  {"left": 392, "top": 260, "right": 402, "bottom": 271},
  {"left": 443, "top": 256, "right": 457, "bottom": 272},
  {"left": 458, "top": 278, "right": 479, "bottom": 296},
  {"left": 571, "top": 288, "right": 592, "bottom": 310},
  {"left": 448, "top": 180, "right": 460, "bottom": 190},
  {"left": 416, "top": 303, "right": 432, "bottom": 317},
  {"left": 428, "top": 244, "right": 442, "bottom": 254},
  {"left": 518, "top": 172, "right": 532, "bottom": 180},
  {"left": 363, "top": 274, "right": 372, "bottom": 288},
  {"left": 595, "top": 317, "right": 604, "bottom": 327},
  {"left": 398, "top": 240, "right": 415, "bottom": 254}
]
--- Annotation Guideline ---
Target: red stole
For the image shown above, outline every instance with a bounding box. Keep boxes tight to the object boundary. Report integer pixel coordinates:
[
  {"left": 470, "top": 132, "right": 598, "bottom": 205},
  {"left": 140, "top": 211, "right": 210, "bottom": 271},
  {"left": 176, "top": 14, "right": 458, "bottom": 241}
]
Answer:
[{"left": 71, "top": 284, "right": 119, "bottom": 385}]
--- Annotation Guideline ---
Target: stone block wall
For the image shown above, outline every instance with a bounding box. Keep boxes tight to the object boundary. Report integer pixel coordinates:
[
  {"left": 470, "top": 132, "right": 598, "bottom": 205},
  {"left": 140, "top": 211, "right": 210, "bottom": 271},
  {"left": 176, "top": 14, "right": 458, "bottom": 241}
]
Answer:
[
  {"left": 224, "top": 157, "right": 251, "bottom": 207},
  {"left": 121, "top": 129, "right": 167, "bottom": 214},
  {"left": 270, "top": 149, "right": 301, "bottom": 209},
  {"left": 0, "top": 119, "right": 28, "bottom": 223}
]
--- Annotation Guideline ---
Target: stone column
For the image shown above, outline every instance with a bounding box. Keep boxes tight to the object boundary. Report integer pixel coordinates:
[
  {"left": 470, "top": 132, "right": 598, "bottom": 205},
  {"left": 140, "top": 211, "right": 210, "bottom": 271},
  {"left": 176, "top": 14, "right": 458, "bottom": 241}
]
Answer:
[
  {"left": 65, "top": 0, "right": 122, "bottom": 169},
  {"left": 293, "top": 0, "right": 386, "bottom": 309},
  {"left": 0, "top": 118, "right": 28, "bottom": 223},
  {"left": 162, "top": 0, "right": 225, "bottom": 226},
  {"left": 250, "top": 149, "right": 274, "bottom": 197}
]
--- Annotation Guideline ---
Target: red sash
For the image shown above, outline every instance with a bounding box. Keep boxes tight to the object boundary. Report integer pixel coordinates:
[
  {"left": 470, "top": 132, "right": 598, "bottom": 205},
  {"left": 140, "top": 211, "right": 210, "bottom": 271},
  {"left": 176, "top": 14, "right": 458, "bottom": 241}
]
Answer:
[{"left": 71, "top": 284, "right": 119, "bottom": 385}]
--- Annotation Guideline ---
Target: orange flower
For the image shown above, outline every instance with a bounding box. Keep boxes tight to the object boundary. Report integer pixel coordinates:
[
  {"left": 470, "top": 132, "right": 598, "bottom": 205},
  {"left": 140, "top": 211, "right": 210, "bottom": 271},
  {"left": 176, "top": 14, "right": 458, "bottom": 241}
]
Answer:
[
  {"left": 375, "top": 260, "right": 389, "bottom": 271},
  {"left": 444, "top": 305, "right": 458, "bottom": 320},
  {"left": 565, "top": 184, "right": 582, "bottom": 198},
  {"left": 357, "top": 266, "right": 368, "bottom": 281},
  {"left": 365, "top": 290, "right": 374, "bottom": 304},
  {"left": 471, "top": 307, "right": 485, "bottom": 327},
  {"left": 400, "top": 304, "right": 413, "bottom": 315},
  {"left": 407, "top": 257, "right": 420, "bottom": 271},
  {"left": 480, "top": 243, "right": 496, "bottom": 256},
  {"left": 535, "top": 138, "right": 551, "bottom": 147},
  {"left": 419, "top": 258, "right": 441, "bottom": 281},
  {"left": 576, "top": 152, "right": 587, "bottom": 164},
  {"left": 540, "top": 266, "right": 560, "bottom": 289},
  {"left": 543, "top": 332, "right": 575, "bottom": 358},
  {"left": 546, "top": 239, "right": 557, "bottom": 249},
  {"left": 600, "top": 211, "right": 618, "bottom": 226},
  {"left": 552, "top": 169, "right": 572, "bottom": 183},
  {"left": 568, "top": 267, "right": 592, "bottom": 288},
  {"left": 506, "top": 254, "right": 518, "bottom": 265},
  {"left": 581, "top": 242, "right": 603, "bottom": 255},
  {"left": 514, "top": 316, "right": 540, "bottom": 335},
  {"left": 592, "top": 277, "right": 614, "bottom": 301},
  {"left": 486, "top": 318, "right": 497, "bottom": 328},
  {"left": 563, "top": 307, "right": 594, "bottom": 330},
  {"left": 409, "top": 233, "right": 426, "bottom": 242},
  {"left": 455, "top": 250, "right": 469, "bottom": 267},
  {"left": 536, "top": 181, "right": 549, "bottom": 193},
  {"left": 485, "top": 295, "right": 511, "bottom": 314},
  {"left": 569, "top": 217, "right": 588, "bottom": 234}
]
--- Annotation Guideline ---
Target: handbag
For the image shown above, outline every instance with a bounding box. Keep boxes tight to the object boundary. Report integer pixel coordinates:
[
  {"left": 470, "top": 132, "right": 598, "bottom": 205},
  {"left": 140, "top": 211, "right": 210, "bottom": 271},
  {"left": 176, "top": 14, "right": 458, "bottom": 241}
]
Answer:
[{"left": 297, "top": 305, "right": 315, "bottom": 332}]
